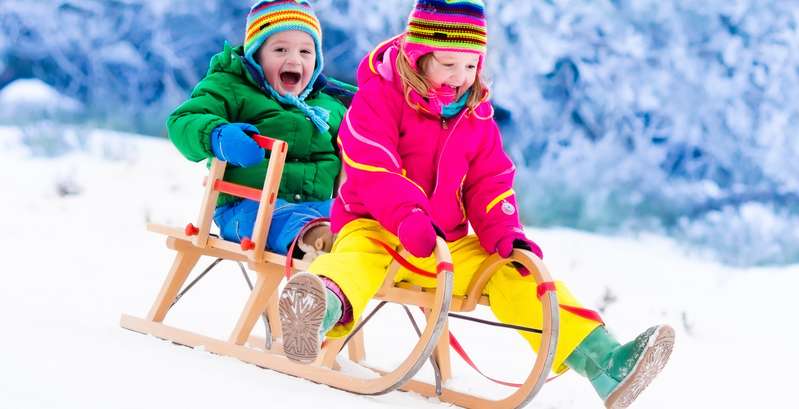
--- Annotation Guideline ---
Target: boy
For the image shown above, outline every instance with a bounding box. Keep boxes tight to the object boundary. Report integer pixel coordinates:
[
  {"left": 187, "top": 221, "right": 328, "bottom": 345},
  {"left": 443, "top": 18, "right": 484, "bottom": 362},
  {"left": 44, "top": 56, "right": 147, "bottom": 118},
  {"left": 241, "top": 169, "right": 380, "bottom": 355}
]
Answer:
[{"left": 167, "top": 0, "right": 354, "bottom": 259}]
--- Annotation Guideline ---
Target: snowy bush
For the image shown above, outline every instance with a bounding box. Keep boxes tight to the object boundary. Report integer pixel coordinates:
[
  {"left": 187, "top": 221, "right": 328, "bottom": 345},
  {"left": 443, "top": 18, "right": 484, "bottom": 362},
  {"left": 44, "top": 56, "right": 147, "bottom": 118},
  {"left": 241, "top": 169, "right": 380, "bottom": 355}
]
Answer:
[{"left": 1, "top": 0, "right": 798, "bottom": 266}]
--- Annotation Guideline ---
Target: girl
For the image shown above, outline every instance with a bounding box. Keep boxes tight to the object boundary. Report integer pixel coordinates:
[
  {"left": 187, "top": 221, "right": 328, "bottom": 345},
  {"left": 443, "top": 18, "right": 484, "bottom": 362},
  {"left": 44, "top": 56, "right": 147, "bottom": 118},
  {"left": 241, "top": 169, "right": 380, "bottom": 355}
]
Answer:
[{"left": 279, "top": 1, "right": 673, "bottom": 408}]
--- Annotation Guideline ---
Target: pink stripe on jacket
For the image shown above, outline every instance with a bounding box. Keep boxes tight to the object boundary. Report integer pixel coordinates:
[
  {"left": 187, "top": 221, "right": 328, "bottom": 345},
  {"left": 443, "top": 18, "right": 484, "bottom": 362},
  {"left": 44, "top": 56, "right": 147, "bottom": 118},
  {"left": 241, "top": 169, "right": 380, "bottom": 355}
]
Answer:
[{"left": 333, "top": 36, "right": 527, "bottom": 254}]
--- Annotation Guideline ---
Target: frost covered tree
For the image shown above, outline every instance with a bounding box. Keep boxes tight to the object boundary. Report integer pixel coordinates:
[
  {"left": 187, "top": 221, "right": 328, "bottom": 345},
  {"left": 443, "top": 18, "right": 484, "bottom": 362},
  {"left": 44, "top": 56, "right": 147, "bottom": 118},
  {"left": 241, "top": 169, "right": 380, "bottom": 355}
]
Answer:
[
  {"left": 0, "top": 0, "right": 251, "bottom": 133},
  {"left": 1, "top": 0, "right": 798, "bottom": 265}
]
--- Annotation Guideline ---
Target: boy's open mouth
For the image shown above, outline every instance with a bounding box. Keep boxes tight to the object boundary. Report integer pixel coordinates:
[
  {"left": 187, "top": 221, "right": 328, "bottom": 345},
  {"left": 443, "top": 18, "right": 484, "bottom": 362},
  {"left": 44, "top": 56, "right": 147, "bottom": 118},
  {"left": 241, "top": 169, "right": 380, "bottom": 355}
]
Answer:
[{"left": 280, "top": 71, "right": 302, "bottom": 86}]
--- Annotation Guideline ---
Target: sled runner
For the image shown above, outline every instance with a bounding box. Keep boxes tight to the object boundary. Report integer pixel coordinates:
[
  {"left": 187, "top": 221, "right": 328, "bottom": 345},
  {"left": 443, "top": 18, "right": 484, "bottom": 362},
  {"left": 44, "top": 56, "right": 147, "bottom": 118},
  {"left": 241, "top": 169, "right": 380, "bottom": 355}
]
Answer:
[{"left": 120, "top": 134, "right": 561, "bottom": 408}]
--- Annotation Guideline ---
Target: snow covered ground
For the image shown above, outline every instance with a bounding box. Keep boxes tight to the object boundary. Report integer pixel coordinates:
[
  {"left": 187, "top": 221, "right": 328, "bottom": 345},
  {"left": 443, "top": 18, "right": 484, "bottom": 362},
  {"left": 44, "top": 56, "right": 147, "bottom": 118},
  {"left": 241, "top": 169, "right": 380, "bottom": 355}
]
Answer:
[{"left": 0, "top": 126, "right": 795, "bottom": 408}]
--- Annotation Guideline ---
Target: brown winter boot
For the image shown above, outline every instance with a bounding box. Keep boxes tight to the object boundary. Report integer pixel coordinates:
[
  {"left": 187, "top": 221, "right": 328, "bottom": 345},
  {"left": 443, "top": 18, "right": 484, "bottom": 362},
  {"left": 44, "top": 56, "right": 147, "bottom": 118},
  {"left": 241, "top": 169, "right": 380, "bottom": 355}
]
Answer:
[{"left": 278, "top": 272, "right": 343, "bottom": 363}]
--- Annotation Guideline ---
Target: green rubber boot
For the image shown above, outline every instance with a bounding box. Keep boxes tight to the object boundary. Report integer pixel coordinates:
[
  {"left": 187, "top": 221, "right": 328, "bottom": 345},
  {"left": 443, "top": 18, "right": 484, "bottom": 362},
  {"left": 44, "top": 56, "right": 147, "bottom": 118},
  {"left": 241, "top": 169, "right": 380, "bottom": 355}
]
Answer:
[
  {"left": 565, "top": 325, "right": 675, "bottom": 408},
  {"left": 319, "top": 287, "right": 343, "bottom": 340}
]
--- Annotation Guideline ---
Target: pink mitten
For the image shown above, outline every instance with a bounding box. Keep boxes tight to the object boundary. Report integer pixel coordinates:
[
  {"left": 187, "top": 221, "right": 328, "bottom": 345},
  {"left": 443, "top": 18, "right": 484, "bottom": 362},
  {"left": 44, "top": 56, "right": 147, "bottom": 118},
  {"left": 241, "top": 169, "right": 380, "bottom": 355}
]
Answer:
[
  {"left": 397, "top": 210, "right": 437, "bottom": 258},
  {"left": 496, "top": 236, "right": 543, "bottom": 277},
  {"left": 496, "top": 235, "right": 544, "bottom": 260}
]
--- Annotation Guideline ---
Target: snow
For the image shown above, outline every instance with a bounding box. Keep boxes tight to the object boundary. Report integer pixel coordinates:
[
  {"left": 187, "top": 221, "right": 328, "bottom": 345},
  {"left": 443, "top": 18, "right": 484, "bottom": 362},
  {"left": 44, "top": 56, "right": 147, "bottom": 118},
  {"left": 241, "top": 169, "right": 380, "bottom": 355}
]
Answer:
[
  {"left": 0, "top": 79, "right": 83, "bottom": 116},
  {"left": 0, "top": 126, "right": 796, "bottom": 408}
]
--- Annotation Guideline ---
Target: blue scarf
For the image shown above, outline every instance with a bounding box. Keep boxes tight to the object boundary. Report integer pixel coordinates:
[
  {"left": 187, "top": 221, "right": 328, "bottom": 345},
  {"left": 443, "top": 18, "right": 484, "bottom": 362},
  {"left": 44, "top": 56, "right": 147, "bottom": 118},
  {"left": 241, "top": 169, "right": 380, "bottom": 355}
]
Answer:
[
  {"left": 441, "top": 90, "right": 471, "bottom": 118},
  {"left": 243, "top": 57, "right": 330, "bottom": 133},
  {"left": 263, "top": 83, "right": 331, "bottom": 133}
]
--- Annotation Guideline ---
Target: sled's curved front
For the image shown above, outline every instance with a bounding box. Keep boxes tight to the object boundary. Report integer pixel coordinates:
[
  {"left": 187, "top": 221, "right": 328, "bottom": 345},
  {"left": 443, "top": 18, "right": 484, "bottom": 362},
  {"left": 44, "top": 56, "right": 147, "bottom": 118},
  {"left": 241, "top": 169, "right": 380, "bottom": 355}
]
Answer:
[
  {"left": 292, "top": 236, "right": 454, "bottom": 396},
  {"left": 353, "top": 248, "right": 560, "bottom": 409}
]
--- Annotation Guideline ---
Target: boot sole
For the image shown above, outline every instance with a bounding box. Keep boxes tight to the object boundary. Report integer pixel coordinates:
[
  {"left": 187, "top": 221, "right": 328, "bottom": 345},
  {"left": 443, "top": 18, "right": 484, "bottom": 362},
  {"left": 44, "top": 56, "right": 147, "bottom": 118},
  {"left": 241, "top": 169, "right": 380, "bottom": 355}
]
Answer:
[
  {"left": 604, "top": 325, "right": 675, "bottom": 409},
  {"left": 279, "top": 272, "right": 326, "bottom": 364}
]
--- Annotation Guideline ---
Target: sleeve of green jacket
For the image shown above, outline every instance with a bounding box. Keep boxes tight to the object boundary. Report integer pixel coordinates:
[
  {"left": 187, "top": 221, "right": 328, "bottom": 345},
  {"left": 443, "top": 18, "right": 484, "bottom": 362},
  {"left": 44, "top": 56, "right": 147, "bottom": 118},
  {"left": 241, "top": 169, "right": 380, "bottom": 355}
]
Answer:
[{"left": 166, "top": 73, "right": 239, "bottom": 162}]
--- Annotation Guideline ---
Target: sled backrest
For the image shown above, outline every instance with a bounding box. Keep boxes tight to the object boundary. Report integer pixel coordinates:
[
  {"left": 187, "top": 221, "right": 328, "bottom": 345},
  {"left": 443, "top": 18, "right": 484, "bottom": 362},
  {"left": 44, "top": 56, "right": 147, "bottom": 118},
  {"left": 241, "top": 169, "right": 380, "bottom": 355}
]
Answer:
[{"left": 190, "top": 134, "right": 288, "bottom": 264}]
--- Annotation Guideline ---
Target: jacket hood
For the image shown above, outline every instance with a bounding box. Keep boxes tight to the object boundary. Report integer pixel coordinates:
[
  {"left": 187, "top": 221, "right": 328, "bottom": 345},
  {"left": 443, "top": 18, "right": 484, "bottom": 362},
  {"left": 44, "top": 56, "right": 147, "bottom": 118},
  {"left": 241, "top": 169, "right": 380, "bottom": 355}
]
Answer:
[
  {"left": 356, "top": 35, "right": 402, "bottom": 89},
  {"left": 356, "top": 34, "right": 494, "bottom": 119},
  {"left": 208, "top": 43, "right": 248, "bottom": 77}
]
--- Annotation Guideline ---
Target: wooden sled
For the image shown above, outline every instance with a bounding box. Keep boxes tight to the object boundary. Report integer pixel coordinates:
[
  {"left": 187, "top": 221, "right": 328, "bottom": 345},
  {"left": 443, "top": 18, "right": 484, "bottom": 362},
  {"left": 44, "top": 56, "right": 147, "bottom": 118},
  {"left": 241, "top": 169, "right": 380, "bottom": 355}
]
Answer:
[{"left": 120, "top": 134, "right": 560, "bottom": 408}]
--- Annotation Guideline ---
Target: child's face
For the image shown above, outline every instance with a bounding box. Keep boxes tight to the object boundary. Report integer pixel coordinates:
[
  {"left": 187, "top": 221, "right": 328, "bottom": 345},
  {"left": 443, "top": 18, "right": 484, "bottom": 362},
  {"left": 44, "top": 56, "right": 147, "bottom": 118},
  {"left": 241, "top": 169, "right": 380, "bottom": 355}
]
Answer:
[
  {"left": 423, "top": 51, "right": 480, "bottom": 99},
  {"left": 257, "top": 30, "right": 316, "bottom": 96}
]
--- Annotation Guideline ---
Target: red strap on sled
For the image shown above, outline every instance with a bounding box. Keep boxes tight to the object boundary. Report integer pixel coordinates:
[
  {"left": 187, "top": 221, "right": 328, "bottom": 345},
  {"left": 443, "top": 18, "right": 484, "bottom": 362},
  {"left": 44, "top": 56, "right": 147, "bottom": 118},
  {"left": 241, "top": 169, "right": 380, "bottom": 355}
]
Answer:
[
  {"left": 448, "top": 331, "right": 522, "bottom": 387},
  {"left": 449, "top": 330, "right": 568, "bottom": 387},
  {"left": 367, "top": 243, "right": 604, "bottom": 324},
  {"left": 366, "top": 237, "right": 439, "bottom": 278},
  {"left": 448, "top": 281, "right": 604, "bottom": 387},
  {"left": 560, "top": 304, "right": 605, "bottom": 325},
  {"left": 537, "top": 282, "right": 605, "bottom": 325},
  {"left": 368, "top": 237, "right": 605, "bottom": 325},
  {"left": 536, "top": 281, "right": 556, "bottom": 298},
  {"left": 367, "top": 237, "right": 605, "bottom": 387}
]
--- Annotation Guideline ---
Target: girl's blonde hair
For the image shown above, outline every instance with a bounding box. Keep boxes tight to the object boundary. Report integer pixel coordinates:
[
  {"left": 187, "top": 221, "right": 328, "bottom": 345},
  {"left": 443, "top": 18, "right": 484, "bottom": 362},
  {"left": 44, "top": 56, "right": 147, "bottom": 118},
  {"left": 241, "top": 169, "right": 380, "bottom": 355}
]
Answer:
[{"left": 395, "top": 43, "right": 489, "bottom": 115}]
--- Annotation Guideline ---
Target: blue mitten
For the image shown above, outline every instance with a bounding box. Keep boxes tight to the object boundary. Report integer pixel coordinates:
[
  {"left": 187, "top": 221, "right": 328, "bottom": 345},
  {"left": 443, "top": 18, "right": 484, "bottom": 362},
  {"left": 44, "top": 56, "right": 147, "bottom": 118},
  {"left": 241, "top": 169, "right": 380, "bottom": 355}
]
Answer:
[{"left": 210, "top": 123, "right": 264, "bottom": 167}]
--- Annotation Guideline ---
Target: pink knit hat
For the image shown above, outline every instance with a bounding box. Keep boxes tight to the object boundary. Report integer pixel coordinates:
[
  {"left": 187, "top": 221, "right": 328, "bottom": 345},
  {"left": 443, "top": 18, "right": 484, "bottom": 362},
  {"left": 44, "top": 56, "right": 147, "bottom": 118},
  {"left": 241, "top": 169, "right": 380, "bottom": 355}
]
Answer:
[{"left": 402, "top": 0, "right": 487, "bottom": 71}]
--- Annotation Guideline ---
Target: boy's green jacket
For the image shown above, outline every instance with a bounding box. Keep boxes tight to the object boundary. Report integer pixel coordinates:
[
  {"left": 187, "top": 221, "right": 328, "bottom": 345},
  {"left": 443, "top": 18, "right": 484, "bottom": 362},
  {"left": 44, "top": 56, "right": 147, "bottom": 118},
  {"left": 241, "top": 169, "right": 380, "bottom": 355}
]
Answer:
[{"left": 167, "top": 43, "right": 351, "bottom": 207}]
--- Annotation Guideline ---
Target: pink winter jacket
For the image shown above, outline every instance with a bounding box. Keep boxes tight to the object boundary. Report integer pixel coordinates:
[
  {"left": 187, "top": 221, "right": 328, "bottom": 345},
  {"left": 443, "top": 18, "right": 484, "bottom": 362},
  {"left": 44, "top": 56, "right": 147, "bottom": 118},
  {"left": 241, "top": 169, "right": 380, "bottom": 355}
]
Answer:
[{"left": 332, "top": 37, "right": 527, "bottom": 254}]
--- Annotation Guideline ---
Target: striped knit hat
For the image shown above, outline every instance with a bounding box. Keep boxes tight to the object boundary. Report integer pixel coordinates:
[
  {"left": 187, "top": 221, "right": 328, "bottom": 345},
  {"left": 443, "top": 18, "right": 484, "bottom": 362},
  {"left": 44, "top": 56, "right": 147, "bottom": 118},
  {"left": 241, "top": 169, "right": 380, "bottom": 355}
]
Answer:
[
  {"left": 403, "top": 0, "right": 487, "bottom": 71},
  {"left": 242, "top": 0, "right": 331, "bottom": 133},
  {"left": 243, "top": 0, "right": 324, "bottom": 100}
]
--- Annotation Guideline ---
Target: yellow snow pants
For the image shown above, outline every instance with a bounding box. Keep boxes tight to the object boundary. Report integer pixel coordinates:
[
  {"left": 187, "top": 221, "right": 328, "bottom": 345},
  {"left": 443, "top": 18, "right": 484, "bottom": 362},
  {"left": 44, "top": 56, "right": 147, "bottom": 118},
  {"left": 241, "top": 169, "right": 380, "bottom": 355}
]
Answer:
[{"left": 307, "top": 218, "right": 600, "bottom": 371}]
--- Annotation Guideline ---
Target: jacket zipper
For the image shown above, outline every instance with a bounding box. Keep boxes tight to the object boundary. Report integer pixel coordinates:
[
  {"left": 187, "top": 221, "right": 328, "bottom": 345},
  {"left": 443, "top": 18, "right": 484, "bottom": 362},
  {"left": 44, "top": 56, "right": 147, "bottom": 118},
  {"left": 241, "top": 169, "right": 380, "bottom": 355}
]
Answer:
[{"left": 430, "top": 110, "right": 466, "bottom": 196}]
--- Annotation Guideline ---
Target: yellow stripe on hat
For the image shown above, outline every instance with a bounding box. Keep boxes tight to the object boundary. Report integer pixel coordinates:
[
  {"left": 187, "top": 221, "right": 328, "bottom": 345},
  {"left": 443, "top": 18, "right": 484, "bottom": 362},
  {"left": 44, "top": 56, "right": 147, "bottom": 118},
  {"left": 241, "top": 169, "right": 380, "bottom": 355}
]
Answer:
[
  {"left": 406, "top": 26, "right": 487, "bottom": 42},
  {"left": 245, "top": 11, "right": 321, "bottom": 42}
]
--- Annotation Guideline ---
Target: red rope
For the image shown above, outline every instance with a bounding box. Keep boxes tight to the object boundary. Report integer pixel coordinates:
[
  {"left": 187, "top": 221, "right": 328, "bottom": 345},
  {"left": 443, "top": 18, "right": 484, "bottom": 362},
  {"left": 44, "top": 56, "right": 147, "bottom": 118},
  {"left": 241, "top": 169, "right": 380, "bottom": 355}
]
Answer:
[
  {"left": 560, "top": 304, "right": 605, "bottom": 325},
  {"left": 537, "top": 282, "right": 605, "bottom": 325},
  {"left": 363, "top": 236, "right": 605, "bottom": 388},
  {"left": 365, "top": 238, "right": 603, "bottom": 324},
  {"left": 366, "top": 237, "right": 438, "bottom": 278},
  {"left": 448, "top": 331, "right": 568, "bottom": 387},
  {"left": 448, "top": 332, "right": 523, "bottom": 387},
  {"left": 447, "top": 280, "right": 602, "bottom": 388}
]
